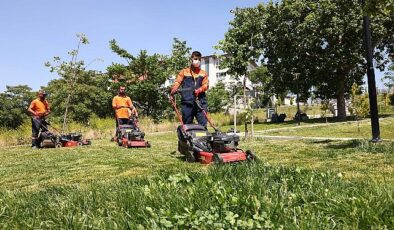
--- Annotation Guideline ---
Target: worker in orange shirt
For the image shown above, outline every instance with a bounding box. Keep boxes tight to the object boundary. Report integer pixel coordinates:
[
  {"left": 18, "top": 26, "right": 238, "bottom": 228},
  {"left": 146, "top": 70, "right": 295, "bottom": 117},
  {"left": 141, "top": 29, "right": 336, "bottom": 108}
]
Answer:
[
  {"left": 27, "top": 90, "right": 50, "bottom": 149},
  {"left": 170, "top": 51, "right": 209, "bottom": 127},
  {"left": 112, "top": 86, "right": 138, "bottom": 128}
]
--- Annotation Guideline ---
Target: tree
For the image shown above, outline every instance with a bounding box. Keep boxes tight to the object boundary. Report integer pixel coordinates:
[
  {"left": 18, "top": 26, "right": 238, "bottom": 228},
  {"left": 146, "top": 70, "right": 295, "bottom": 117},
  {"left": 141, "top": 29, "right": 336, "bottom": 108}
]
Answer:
[
  {"left": 45, "top": 71, "right": 112, "bottom": 125},
  {"left": 216, "top": 6, "right": 263, "bottom": 137},
  {"left": 349, "top": 83, "right": 370, "bottom": 132},
  {"left": 219, "top": 0, "right": 394, "bottom": 121},
  {"left": 109, "top": 40, "right": 171, "bottom": 122},
  {"left": 0, "top": 85, "right": 34, "bottom": 128},
  {"left": 207, "top": 82, "right": 230, "bottom": 113},
  {"left": 249, "top": 65, "right": 273, "bottom": 107},
  {"left": 45, "top": 34, "right": 111, "bottom": 127},
  {"left": 168, "top": 38, "right": 192, "bottom": 76}
]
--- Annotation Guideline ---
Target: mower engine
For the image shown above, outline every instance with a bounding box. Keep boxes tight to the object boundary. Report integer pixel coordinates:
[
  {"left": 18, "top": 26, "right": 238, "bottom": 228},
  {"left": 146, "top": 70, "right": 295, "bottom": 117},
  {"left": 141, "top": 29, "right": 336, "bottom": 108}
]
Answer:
[
  {"left": 177, "top": 124, "right": 255, "bottom": 164},
  {"left": 211, "top": 131, "right": 239, "bottom": 153},
  {"left": 117, "top": 124, "right": 150, "bottom": 148},
  {"left": 60, "top": 132, "right": 91, "bottom": 147}
]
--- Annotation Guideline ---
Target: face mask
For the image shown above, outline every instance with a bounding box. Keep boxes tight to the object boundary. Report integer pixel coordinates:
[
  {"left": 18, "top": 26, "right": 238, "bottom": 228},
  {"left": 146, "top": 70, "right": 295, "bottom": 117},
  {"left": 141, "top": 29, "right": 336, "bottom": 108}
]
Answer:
[{"left": 192, "top": 59, "right": 200, "bottom": 67}]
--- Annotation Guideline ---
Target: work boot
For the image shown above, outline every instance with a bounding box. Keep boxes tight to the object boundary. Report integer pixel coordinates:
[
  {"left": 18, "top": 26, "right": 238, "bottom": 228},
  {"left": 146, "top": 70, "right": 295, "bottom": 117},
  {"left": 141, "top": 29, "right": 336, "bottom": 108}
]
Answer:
[
  {"left": 32, "top": 139, "right": 38, "bottom": 149},
  {"left": 33, "top": 139, "right": 41, "bottom": 149}
]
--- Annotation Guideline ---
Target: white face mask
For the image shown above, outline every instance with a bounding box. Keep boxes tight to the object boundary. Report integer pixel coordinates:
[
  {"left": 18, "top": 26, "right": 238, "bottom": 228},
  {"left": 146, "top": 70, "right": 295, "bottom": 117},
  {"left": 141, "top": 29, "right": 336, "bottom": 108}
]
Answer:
[{"left": 192, "top": 59, "right": 200, "bottom": 67}]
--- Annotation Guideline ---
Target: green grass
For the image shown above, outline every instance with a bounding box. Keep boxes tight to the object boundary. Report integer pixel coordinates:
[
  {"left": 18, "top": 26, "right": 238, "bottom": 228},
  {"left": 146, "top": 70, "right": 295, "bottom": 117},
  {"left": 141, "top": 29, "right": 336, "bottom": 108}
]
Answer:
[
  {"left": 0, "top": 118, "right": 393, "bottom": 228},
  {"left": 0, "top": 161, "right": 392, "bottom": 229},
  {"left": 264, "top": 116, "right": 394, "bottom": 139}
]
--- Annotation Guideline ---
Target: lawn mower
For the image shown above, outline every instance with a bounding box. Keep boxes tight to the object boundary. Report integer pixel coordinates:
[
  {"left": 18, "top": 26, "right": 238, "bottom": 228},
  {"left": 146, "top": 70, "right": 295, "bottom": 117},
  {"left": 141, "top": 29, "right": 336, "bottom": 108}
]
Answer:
[
  {"left": 38, "top": 120, "right": 92, "bottom": 148},
  {"left": 115, "top": 117, "right": 151, "bottom": 148},
  {"left": 170, "top": 90, "right": 256, "bottom": 164}
]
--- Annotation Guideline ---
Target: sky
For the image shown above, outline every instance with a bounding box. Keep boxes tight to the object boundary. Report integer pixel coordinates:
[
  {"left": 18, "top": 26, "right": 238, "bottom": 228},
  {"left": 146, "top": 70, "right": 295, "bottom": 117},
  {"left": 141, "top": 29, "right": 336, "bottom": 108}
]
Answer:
[{"left": 0, "top": 0, "right": 388, "bottom": 92}]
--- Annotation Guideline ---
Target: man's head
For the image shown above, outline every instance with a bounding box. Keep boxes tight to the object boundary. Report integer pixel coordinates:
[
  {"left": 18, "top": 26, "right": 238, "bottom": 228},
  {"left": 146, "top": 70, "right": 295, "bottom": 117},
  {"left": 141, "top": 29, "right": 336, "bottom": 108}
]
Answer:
[
  {"left": 118, "top": 86, "right": 126, "bottom": 95},
  {"left": 38, "top": 90, "right": 47, "bottom": 100},
  {"left": 191, "top": 51, "right": 202, "bottom": 68}
]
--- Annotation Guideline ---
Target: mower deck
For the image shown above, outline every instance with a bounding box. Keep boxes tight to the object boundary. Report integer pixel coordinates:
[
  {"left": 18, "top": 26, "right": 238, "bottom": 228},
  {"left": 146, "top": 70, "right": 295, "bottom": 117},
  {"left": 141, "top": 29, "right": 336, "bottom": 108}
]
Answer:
[
  {"left": 115, "top": 121, "right": 151, "bottom": 148},
  {"left": 121, "top": 138, "right": 151, "bottom": 148}
]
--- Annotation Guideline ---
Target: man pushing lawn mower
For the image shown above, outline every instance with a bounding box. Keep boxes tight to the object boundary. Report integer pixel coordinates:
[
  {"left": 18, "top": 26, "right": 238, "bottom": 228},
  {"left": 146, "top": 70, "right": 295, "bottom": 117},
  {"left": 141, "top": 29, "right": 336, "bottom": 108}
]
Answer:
[
  {"left": 112, "top": 86, "right": 150, "bottom": 148},
  {"left": 28, "top": 90, "right": 91, "bottom": 148},
  {"left": 170, "top": 51, "right": 255, "bottom": 164},
  {"left": 28, "top": 90, "right": 51, "bottom": 149},
  {"left": 170, "top": 51, "right": 209, "bottom": 128}
]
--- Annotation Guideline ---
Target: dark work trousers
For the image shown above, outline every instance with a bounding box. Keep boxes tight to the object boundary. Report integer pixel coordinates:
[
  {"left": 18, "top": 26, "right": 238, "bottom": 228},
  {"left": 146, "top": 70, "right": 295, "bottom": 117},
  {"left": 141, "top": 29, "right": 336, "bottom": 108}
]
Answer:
[
  {"left": 31, "top": 117, "right": 47, "bottom": 147},
  {"left": 32, "top": 117, "right": 47, "bottom": 137},
  {"left": 181, "top": 102, "right": 207, "bottom": 128},
  {"left": 115, "top": 118, "right": 130, "bottom": 135}
]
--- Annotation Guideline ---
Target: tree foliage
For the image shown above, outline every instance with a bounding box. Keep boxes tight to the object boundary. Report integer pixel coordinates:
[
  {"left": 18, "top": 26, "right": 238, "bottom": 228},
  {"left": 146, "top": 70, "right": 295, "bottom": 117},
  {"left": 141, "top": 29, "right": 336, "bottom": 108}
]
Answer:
[
  {"left": 0, "top": 85, "right": 34, "bottom": 128},
  {"left": 207, "top": 82, "right": 230, "bottom": 113},
  {"left": 45, "top": 34, "right": 112, "bottom": 126},
  {"left": 218, "top": 0, "right": 394, "bottom": 120},
  {"left": 349, "top": 83, "right": 370, "bottom": 132},
  {"left": 108, "top": 40, "right": 171, "bottom": 122}
]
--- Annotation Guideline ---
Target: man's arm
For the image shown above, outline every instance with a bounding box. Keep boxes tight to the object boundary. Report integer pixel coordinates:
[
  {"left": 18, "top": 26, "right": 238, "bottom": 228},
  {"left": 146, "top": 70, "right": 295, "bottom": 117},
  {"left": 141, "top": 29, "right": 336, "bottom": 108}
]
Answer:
[
  {"left": 112, "top": 97, "right": 119, "bottom": 110},
  {"left": 128, "top": 99, "right": 138, "bottom": 117},
  {"left": 194, "top": 71, "right": 209, "bottom": 96},
  {"left": 170, "top": 70, "right": 185, "bottom": 95},
  {"left": 200, "top": 72, "right": 209, "bottom": 92},
  {"left": 27, "top": 101, "right": 38, "bottom": 116}
]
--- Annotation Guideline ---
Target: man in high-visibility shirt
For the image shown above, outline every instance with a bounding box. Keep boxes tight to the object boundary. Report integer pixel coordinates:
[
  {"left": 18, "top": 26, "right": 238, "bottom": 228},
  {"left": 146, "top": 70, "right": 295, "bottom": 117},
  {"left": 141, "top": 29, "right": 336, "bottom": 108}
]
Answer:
[
  {"left": 170, "top": 51, "right": 209, "bottom": 127},
  {"left": 27, "top": 90, "right": 50, "bottom": 149},
  {"left": 112, "top": 86, "right": 138, "bottom": 127}
]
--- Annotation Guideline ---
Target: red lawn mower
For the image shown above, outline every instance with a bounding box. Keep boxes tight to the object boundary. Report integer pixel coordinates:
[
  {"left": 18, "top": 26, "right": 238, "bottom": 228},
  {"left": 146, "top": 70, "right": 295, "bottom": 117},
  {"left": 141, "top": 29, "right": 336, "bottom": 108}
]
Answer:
[
  {"left": 170, "top": 91, "right": 256, "bottom": 164},
  {"left": 39, "top": 120, "right": 92, "bottom": 148},
  {"left": 115, "top": 117, "right": 151, "bottom": 148}
]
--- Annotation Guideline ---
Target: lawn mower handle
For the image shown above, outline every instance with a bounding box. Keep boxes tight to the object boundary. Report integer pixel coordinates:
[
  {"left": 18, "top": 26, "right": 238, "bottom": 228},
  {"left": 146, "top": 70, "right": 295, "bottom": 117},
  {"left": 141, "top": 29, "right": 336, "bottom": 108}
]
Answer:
[
  {"left": 194, "top": 98, "right": 219, "bottom": 132},
  {"left": 40, "top": 119, "right": 62, "bottom": 135},
  {"left": 169, "top": 95, "right": 184, "bottom": 127}
]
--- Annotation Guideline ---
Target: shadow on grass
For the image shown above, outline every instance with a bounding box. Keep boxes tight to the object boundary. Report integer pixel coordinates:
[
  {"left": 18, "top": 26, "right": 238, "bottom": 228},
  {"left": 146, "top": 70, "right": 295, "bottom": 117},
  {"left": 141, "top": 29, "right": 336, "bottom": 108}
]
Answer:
[{"left": 324, "top": 141, "right": 358, "bottom": 150}]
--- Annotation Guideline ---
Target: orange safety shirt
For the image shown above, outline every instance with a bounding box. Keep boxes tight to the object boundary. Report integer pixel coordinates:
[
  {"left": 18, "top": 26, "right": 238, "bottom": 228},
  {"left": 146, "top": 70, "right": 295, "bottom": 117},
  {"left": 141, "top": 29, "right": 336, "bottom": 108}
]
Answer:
[
  {"left": 28, "top": 98, "right": 50, "bottom": 117},
  {"left": 171, "top": 67, "right": 209, "bottom": 92},
  {"left": 112, "top": 95, "right": 134, "bottom": 119}
]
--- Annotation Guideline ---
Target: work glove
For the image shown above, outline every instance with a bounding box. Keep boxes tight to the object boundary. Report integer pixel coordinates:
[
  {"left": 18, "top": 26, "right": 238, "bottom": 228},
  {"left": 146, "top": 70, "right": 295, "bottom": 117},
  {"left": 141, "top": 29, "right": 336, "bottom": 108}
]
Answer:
[{"left": 194, "top": 88, "right": 203, "bottom": 96}]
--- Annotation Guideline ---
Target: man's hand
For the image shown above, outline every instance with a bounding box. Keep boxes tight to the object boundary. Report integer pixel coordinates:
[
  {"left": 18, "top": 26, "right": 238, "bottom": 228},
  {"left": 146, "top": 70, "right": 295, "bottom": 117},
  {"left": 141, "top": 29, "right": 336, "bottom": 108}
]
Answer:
[
  {"left": 170, "top": 88, "right": 177, "bottom": 96},
  {"left": 194, "top": 88, "right": 203, "bottom": 96}
]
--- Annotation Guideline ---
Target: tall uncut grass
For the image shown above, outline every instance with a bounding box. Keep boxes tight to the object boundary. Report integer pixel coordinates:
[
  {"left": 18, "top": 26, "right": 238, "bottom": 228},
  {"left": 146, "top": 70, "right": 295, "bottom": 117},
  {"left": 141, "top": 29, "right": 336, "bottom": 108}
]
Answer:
[{"left": 0, "top": 162, "right": 392, "bottom": 229}]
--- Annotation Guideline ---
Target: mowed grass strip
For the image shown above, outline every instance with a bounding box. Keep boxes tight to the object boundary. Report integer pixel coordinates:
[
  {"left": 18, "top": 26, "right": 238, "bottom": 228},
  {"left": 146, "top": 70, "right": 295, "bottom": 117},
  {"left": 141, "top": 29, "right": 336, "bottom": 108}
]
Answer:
[{"left": 262, "top": 116, "right": 394, "bottom": 139}]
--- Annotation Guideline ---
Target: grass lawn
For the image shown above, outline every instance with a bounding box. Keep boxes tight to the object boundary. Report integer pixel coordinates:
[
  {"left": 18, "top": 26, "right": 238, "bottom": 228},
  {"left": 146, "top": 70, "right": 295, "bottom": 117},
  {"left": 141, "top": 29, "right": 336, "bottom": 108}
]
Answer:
[
  {"left": 263, "top": 116, "right": 394, "bottom": 139},
  {"left": 0, "top": 121, "right": 393, "bottom": 228}
]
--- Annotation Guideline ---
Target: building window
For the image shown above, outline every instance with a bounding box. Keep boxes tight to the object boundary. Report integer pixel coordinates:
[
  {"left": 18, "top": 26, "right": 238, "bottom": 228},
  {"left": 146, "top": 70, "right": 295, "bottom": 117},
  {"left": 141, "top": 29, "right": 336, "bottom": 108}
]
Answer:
[
  {"left": 215, "top": 59, "right": 221, "bottom": 67},
  {"left": 216, "top": 72, "right": 226, "bottom": 81}
]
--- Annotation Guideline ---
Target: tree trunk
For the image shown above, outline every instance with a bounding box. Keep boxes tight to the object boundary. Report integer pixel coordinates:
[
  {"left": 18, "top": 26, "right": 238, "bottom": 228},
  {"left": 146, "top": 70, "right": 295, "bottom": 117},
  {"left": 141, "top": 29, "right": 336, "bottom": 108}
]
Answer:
[
  {"left": 336, "top": 75, "right": 347, "bottom": 121},
  {"left": 243, "top": 76, "right": 248, "bottom": 138}
]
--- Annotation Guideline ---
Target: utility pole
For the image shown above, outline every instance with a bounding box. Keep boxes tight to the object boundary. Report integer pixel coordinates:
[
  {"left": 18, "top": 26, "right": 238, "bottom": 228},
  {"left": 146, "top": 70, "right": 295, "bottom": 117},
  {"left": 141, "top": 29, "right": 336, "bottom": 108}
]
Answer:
[{"left": 362, "top": 0, "right": 381, "bottom": 142}]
